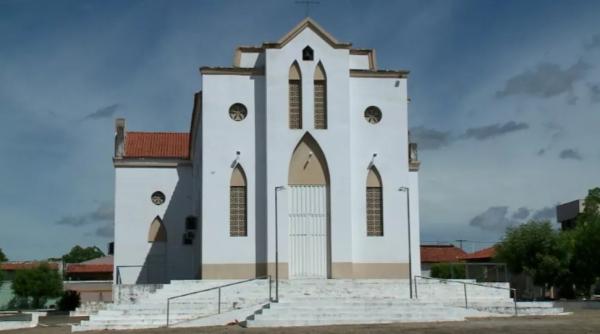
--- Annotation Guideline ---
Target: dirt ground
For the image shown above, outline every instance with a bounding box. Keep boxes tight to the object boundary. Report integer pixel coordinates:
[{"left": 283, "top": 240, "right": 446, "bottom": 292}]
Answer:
[{"left": 4, "top": 310, "right": 600, "bottom": 334}]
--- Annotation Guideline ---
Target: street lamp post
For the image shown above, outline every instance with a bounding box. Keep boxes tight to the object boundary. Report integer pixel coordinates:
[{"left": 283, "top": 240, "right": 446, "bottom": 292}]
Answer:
[
  {"left": 274, "top": 185, "right": 285, "bottom": 302},
  {"left": 398, "top": 186, "right": 413, "bottom": 299}
]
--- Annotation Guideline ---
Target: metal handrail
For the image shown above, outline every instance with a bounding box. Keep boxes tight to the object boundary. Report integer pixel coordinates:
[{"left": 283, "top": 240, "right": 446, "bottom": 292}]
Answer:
[
  {"left": 166, "top": 275, "right": 272, "bottom": 327},
  {"left": 414, "top": 275, "right": 518, "bottom": 316}
]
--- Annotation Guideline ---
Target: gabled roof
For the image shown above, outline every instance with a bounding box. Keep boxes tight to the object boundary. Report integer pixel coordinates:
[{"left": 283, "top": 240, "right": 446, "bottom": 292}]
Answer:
[
  {"left": 268, "top": 17, "right": 352, "bottom": 49},
  {"left": 458, "top": 246, "right": 497, "bottom": 261},
  {"left": 420, "top": 245, "right": 467, "bottom": 263},
  {"left": 124, "top": 132, "right": 190, "bottom": 159}
]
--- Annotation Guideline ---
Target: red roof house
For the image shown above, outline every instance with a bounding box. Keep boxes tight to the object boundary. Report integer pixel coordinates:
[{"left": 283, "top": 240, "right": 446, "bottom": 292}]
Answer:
[
  {"left": 124, "top": 132, "right": 190, "bottom": 159},
  {"left": 458, "top": 246, "right": 497, "bottom": 262},
  {"left": 65, "top": 256, "right": 113, "bottom": 281},
  {"left": 420, "top": 245, "right": 467, "bottom": 263}
]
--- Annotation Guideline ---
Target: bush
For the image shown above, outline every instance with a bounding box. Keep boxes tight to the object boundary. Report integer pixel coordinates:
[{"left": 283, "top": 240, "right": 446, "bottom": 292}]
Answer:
[
  {"left": 58, "top": 290, "right": 81, "bottom": 311},
  {"left": 7, "top": 296, "right": 31, "bottom": 310},
  {"left": 12, "top": 263, "right": 63, "bottom": 309},
  {"left": 430, "top": 263, "right": 466, "bottom": 279}
]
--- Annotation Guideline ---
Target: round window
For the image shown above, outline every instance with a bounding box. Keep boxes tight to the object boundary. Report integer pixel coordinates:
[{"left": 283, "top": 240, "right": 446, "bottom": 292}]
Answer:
[
  {"left": 364, "top": 106, "right": 382, "bottom": 124},
  {"left": 229, "top": 103, "right": 247, "bottom": 121},
  {"left": 151, "top": 191, "right": 166, "bottom": 205}
]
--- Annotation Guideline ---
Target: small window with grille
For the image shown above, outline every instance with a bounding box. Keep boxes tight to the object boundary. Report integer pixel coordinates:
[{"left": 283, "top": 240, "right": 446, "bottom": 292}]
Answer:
[
  {"left": 366, "top": 167, "right": 383, "bottom": 236},
  {"left": 366, "top": 187, "right": 383, "bottom": 236},
  {"left": 289, "top": 81, "right": 302, "bottom": 129},
  {"left": 314, "top": 62, "right": 327, "bottom": 129},
  {"left": 230, "top": 186, "right": 247, "bottom": 236},
  {"left": 185, "top": 216, "right": 197, "bottom": 230},
  {"left": 230, "top": 165, "right": 247, "bottom": 237},
  {"left": 289, "top": 62, "right": 302, "bottom": 129}
]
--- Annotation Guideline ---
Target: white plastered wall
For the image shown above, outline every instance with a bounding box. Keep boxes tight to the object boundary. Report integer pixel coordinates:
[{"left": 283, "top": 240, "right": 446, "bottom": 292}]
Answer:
[
  {"left": 264, "top": 28, "right": 353, "bottom": 274},
  {"left": 114, "top": 166, "right": 194, "bottom": 283},
  {"left": 199, "top": 73, "right": 266, "bottom": 269}
]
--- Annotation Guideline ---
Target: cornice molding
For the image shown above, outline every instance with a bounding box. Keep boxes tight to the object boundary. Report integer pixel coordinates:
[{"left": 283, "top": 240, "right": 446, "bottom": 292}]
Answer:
[
  {"left": 200, "top": 67, "right": 265, "bottom": 76},
  {"left": 350, "top": 69, "right": 409, "bottom": 78},
  {"left": 113, "top": 158, "right": 192, "bottom": 168}
]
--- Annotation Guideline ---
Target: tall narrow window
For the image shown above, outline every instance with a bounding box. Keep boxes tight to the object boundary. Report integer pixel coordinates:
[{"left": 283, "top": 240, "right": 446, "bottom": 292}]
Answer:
[
  {"left": 366, "top": 167, "right": 383, "bottom": 236},
  {"left": 230, "top": 165, "right": 247, "bottom": 237},
  {"left": 314, "top": 62, "right": 327, "bottom": 129},
  {"left": 289, "top": 62, "right": 302, "bottom": 129}
]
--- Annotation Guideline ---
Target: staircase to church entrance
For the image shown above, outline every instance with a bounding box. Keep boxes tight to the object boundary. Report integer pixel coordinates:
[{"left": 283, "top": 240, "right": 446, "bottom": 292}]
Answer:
[{"left": 72, "top": 278, "right": 566, "bottom": 331}]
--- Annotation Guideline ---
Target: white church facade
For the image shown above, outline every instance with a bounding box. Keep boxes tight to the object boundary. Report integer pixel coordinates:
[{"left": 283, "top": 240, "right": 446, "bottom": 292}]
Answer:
[{"left": 112, "top": 18, "right": 421, "bottom": 284}]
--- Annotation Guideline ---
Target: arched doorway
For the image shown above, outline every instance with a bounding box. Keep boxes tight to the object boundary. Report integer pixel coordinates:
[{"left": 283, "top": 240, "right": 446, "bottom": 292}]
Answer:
[{"left": 288, "top": 132, "right": 330, "bottom": 278}]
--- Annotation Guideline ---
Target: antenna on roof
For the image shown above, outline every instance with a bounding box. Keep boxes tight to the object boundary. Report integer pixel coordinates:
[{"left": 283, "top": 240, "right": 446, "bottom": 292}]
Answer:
[{"left": 295, "top": 0, "right": 320, "bottom": 18}]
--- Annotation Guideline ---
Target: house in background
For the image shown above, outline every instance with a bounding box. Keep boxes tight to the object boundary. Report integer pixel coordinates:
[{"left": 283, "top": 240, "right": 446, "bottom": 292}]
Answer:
[
  {"left": 457, "top": 246, "right": 508, "bottom": 282},
  {"left": 0, "top": 261, "right": 62, "bottom": 310},
  {"left": 458, "top": 246, "right": 496, "bottom": 263},
  {"left": 64, "top": 256, "right": 114, "bottom": 303},
  {"left": 556, "top": 199, "right": 584, "bottom": 230},
  {"left": 420, "top": 244, "right": 466, "bottom": 277}
]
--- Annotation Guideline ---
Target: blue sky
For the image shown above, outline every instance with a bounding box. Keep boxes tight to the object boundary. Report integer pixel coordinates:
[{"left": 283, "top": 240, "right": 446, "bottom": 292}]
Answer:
[{"left": 1, "top": 0, "right": 599, "bottom": 260}]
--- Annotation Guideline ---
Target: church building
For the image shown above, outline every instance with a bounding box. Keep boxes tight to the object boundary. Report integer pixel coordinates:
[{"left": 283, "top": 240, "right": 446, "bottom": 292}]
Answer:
[{"left": 112, "top": 18, "right": 421, "bottom": 284}]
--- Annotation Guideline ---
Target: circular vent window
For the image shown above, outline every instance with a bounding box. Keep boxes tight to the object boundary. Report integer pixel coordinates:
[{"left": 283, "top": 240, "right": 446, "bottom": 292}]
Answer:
[
  {"left": 151, "top": 191, "right": 166, "bottom": 205},
  {"left": 229, "top": 103, "right": 247, "bottom": 121},
  {"left": 364, "top": 106, "right": 382, "bottom": 124}
]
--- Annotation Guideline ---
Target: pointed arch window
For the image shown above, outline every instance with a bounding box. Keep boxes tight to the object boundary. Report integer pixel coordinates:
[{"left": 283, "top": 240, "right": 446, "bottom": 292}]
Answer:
[
  {"left": 289, "top": 62, "right": 302, "bottom": 129},
  {"left": 230, "top": 165, "right": 247, "bottom": 237},
  {"left": 366, "top": 167, "right": 383, "bottom": 236},
  {"left": 148, "top": 216, "right": 167, "bottom": 242},
  {"left": 314, "top": 62, "right": 327, "bottom": 129}
]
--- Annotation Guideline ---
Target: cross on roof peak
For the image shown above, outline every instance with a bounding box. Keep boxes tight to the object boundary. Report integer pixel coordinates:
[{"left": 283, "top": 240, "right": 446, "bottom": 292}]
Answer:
[{"left": 295, "top": 0, "right": 320, "bottom": 18}]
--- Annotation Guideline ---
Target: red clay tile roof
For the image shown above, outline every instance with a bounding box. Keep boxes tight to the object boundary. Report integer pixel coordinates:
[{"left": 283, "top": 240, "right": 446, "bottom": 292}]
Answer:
[
  {"left": 66, "top": 263, "right": 113, "bottom": 274},
  {"left": 420, "top": 245, "right": 467, "bottom": 263},
  {"left": 0, "top": 262, "right": 59, "bottom": 271},
  {"left": 459, "top": 246, "right": 496, "bottom": 261},
  {"left": 124, "top": 132, "right": 190, "bottom": 159}
]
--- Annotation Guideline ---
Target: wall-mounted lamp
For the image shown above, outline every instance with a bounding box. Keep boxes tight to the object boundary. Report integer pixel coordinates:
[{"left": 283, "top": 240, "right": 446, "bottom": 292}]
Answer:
[
  {"left": 367, "top": 153, "right": 377, "bottom": 169},
  {"left": 230, "top": 151, "right": 241, "bottom": 168}
]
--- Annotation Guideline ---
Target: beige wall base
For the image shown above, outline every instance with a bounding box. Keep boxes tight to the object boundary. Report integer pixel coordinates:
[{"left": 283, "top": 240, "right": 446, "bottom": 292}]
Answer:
[
  {"left": 201, "top": 263, "right": 288, "bottom": 279},
  {"left": 332, "top": 262, "right": 409, "bottom": 278},
  {"left": 201, "top": 262, "right": 407, "bottom": 279}
]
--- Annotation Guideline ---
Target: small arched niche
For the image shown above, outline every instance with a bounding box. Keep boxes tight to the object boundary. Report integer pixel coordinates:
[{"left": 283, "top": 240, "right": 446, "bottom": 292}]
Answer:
[
  {"left": 302, "top": 46, "right": 314, "bottom": 61},
  {"left": 148, "top": 216, "right": 167, "bottom": 242}
]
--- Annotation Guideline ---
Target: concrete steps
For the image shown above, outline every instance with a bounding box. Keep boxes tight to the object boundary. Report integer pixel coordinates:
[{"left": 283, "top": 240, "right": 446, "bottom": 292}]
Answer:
[
  {"left": 72, "top": 279, "right": 565, "bottom": 332},
  {"left": 244, "top": 296, "right": 485, "bottom": 327}
]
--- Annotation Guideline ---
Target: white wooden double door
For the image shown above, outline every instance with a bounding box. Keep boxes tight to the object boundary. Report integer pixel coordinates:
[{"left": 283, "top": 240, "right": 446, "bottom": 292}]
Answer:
[{"left": 288, "top": 185, "right": 328, "bottom": 278}]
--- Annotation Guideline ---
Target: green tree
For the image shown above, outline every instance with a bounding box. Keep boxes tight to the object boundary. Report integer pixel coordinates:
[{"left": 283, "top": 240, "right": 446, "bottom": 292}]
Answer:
[
  {"left": 578, "top": 187, "right": 600, "bottom": 223},
  {"left": 570, "top": 213, "right": 600, "bottom": 296},
  {"left": 430, "top": 263, "right": 465, "bottom": 279},
  {"left": 62, "top": 245, "right": 104, "bottom": 264},
  {"left": 0, "top": 248, "right": 6, "bottom": 284},
  {"left": 496, "top": 220, "right": 565, "bottom": 287},
  {"left": 12, "top": 263, "right": 63, "bottom": 308}
]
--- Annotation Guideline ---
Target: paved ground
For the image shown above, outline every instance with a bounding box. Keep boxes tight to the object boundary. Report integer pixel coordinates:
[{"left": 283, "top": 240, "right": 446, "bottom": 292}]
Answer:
[{"left": 3, "top": 310, "right": 600, "bottom": 334}]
